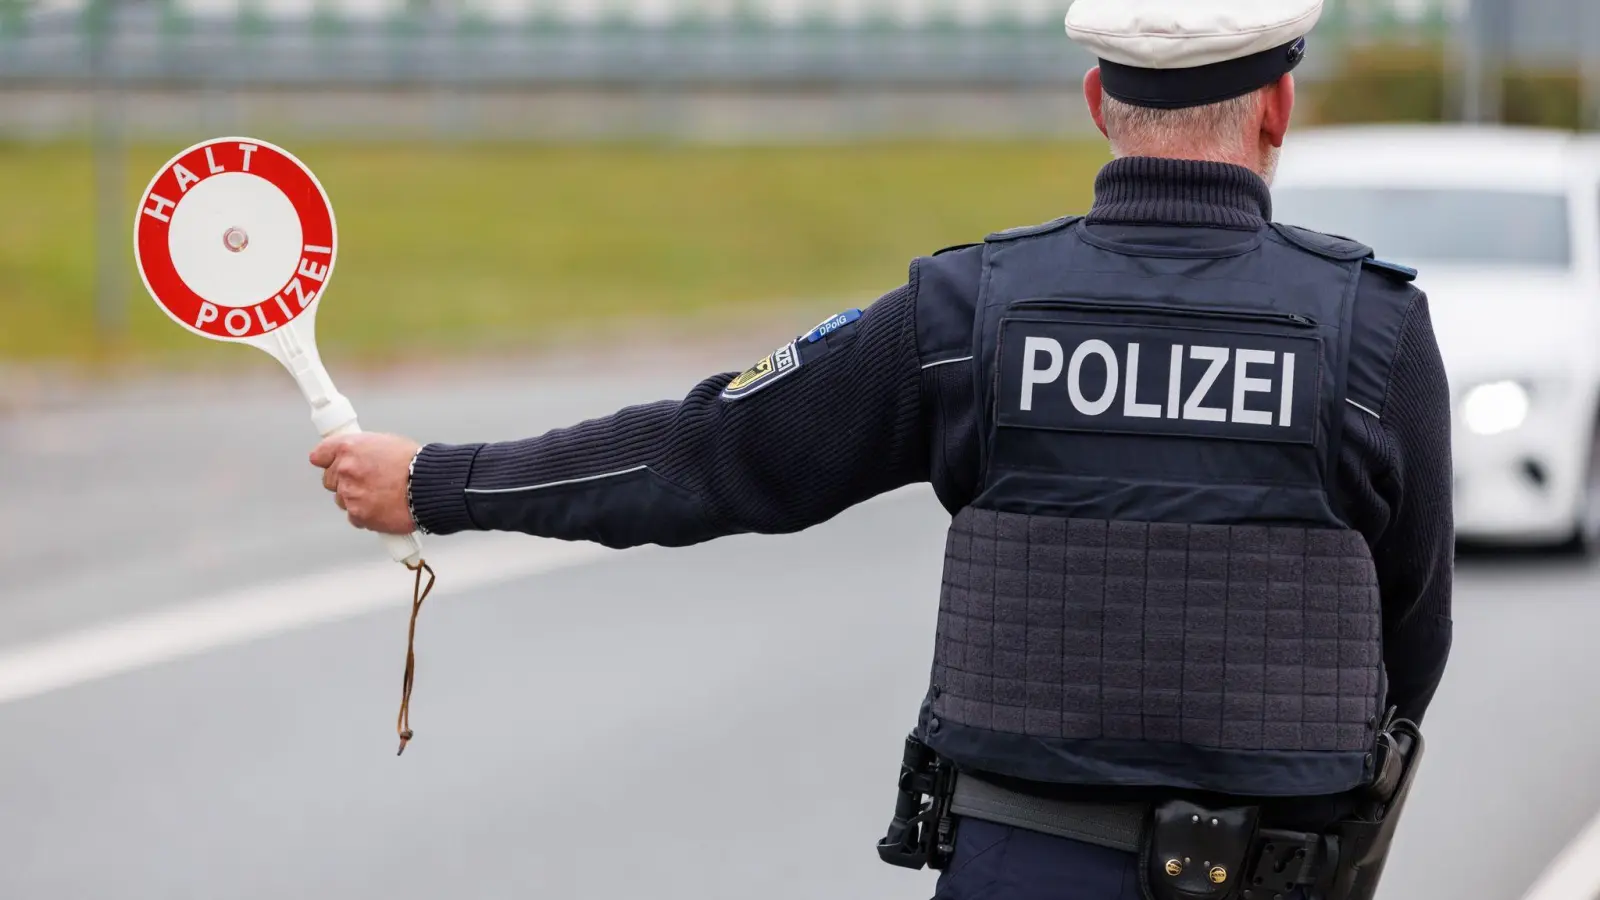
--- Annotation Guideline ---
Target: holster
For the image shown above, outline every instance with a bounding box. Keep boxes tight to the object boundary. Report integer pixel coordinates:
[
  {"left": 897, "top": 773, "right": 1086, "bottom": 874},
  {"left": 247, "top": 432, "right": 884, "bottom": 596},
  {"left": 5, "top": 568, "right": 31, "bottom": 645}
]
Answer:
[
  {"left": 1324, "top": 718, "right": 1425, "bottom": 900},
  {"left": 876, "top": 734, "right": 958, "bottom": 871}
]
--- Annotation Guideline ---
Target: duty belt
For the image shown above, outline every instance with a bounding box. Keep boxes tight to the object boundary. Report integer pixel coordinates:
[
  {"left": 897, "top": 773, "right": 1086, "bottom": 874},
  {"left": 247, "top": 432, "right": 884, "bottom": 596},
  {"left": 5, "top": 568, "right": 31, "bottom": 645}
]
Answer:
[
  {"left": 879, "top": 717, "right": 1423, "bottom": 900},
  {"left": 950, "top": 773, "right": 1147, "bottom": 853},
  {"left": 947, "top": 771, "right": 1152, "bottom": 845}
]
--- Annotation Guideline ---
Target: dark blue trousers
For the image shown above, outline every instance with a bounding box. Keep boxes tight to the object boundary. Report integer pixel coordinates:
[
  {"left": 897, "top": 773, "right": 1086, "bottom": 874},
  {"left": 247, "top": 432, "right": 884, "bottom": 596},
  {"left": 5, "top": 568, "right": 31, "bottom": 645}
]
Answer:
[{"left": 932, "top": 819, "right": 1145, "bottom": 900}]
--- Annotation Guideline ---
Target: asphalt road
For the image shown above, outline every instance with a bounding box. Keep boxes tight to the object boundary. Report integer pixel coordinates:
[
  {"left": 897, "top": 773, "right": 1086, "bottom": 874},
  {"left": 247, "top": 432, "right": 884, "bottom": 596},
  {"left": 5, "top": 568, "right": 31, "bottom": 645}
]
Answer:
[{"left": 2, "top": 356, "right": 1599, "bottom": 900}]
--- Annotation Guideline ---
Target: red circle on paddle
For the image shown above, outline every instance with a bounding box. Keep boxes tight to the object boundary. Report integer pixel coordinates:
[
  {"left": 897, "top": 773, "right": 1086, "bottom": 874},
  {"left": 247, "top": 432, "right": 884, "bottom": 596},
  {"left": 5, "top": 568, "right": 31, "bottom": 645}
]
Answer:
[{"left": 134, "top": 137, "right": 338, "bottom": 342}]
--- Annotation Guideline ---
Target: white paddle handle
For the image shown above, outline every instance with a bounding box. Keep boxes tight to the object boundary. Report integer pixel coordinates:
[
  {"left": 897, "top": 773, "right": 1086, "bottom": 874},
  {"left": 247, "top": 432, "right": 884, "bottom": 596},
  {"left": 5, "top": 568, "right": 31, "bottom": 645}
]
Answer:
[
  {"left": 272, "top": 326, "right": 424, "bottom": 568},
  {"left": 326, "top": 417, "right": 426, "bottom": 569}
]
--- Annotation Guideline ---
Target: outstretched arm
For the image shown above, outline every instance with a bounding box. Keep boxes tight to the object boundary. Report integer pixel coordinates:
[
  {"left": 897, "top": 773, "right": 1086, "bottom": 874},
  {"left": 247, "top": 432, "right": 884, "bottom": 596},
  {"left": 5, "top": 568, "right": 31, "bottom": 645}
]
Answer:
[{"left": 392, "top": 287, "right": 929, "bottom": 549}]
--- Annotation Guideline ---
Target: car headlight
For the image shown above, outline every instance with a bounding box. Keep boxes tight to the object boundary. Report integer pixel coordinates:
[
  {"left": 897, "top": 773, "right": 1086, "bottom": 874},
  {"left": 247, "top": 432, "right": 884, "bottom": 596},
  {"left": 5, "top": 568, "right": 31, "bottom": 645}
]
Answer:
[{"left": 1462, "top": 381, "right": 1531, "bottom": 436}]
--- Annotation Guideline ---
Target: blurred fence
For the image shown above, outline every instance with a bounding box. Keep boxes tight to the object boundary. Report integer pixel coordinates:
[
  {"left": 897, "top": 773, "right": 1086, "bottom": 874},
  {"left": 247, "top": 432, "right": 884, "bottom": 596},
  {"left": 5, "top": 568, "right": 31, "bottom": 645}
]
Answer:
[
  {"left": 0, "top": 0, "right": 1464, "bottom": 90},
  {"left": 1, "top": 0, "right": 1597, "bottom": 140}
]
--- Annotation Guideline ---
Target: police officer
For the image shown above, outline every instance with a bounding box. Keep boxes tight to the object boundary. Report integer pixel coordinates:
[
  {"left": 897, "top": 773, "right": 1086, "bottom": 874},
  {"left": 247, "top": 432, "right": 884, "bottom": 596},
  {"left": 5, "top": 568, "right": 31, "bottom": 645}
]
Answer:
[{"left": 311, "top": 1, "right": 1454, "bottom": 896}]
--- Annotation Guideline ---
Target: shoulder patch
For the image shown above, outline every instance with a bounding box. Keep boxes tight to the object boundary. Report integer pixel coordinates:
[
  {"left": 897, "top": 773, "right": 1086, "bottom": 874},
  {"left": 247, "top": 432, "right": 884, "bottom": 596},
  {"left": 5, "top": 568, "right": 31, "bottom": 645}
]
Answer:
[
  {"left": 1270, "top": 223, "right": 1373, "bottom": 261},
  {"left": 803, "top": 308, "right": 862, "bottom": 344},
  {"left": 722, "top": 342, "right": 802, "bottom": 401},
  {"left": 1362, "top": 258, "right": 1419, "bottom": 282},
  {"left": 985, "top": 215, "right": 1084, "bottom": 243}
]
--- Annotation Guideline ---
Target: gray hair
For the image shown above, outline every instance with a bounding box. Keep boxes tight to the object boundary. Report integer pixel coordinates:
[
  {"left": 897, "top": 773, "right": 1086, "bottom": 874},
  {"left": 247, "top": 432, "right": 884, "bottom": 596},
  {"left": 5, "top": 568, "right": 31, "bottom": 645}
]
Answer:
[{"left": 1101, "top": 90, "right": 1265, "bottom": 164}]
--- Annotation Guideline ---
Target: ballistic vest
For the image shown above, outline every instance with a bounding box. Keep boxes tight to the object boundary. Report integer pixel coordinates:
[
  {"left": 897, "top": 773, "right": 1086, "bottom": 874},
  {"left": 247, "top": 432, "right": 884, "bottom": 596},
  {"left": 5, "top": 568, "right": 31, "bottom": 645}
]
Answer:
[{"left": 918, "top": 216, "right": 1386, "bottom": 799}]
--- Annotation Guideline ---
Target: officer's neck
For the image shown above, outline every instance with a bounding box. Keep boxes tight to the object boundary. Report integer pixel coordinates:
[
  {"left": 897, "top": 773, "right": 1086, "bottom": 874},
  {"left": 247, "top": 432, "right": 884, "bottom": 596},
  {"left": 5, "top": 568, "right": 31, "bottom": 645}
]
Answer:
[{"left": 1087, "top": 156, "right": 1272, "bottom": 231}]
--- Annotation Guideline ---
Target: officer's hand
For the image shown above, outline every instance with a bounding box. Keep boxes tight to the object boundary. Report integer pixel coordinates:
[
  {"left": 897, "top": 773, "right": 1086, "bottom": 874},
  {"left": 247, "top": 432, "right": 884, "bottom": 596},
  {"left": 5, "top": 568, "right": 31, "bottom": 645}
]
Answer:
[{"left": 309, "top": 433, "right": 422, "bottom": 535}]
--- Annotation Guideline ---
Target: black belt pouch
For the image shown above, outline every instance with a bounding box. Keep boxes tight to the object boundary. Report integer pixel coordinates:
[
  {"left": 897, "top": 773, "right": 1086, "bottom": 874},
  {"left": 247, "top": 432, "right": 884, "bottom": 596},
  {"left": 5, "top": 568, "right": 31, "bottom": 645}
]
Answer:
[{"left": 1141, "top": 801, "right": 1259, "bottom": 900}]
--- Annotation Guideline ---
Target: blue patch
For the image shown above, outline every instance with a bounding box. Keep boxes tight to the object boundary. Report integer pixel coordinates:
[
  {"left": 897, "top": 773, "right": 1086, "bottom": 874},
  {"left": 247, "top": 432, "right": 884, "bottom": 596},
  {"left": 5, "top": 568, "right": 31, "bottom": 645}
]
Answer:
[
  {"left": 1363, "top": 258, "right": 1419, "bottom": 282},
  {"left": 804, "top": 308, "right": 863, "bottom": 344}
]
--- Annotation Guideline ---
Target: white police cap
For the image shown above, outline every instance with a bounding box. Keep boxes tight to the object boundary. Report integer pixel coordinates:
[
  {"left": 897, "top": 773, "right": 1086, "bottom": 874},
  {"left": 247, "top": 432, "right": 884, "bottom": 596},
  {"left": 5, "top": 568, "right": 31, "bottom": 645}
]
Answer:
[{"left": 1065, "top": 0, "right": 1323, "bottom": 109}]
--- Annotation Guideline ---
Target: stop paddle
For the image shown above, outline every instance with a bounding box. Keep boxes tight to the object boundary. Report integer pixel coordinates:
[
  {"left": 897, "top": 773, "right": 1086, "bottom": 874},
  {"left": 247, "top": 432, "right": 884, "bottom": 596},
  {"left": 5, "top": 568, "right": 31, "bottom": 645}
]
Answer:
[{"left": 134, "top": 137, "right": 435, "bottom": 754}]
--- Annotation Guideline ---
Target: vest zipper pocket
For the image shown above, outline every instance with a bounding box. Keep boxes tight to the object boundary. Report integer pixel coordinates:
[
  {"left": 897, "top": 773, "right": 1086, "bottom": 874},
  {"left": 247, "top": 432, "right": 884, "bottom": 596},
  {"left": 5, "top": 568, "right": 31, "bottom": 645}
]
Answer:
[{"left": 1011, "top": 298, "right": 1317, "bottom": 329}]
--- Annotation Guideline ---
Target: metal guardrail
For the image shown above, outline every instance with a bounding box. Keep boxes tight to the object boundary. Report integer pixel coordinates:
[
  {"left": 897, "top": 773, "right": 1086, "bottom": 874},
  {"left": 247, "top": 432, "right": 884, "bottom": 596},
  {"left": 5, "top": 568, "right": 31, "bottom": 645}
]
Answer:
[
  {"left": 2, "top": 25, "right": 1091, "bottom": 86},
  {"left": 0, "top": 0, "right": 1464, "bottom": 30}
]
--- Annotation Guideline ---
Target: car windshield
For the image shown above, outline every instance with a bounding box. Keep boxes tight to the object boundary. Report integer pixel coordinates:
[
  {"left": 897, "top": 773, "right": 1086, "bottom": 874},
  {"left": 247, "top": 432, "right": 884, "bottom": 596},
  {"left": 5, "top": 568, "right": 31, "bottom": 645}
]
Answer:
[{"left": 1271, "top": 186, "right": 1573, "bottom": 268}]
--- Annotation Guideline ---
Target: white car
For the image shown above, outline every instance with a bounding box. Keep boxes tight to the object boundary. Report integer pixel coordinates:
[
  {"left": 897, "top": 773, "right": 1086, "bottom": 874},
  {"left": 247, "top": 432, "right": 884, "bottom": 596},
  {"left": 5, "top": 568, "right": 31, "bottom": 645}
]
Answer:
[{"left": 1272, "top": 125, "right": 1600, "bottom": 553}]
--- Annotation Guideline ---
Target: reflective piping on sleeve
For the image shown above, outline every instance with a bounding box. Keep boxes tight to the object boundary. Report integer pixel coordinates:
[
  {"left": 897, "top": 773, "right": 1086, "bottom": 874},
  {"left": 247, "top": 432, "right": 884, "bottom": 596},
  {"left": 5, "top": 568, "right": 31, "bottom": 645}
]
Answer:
[
  {"left": 1347, "top": 399, "right": 1381, "bottom": 420},
  {"left": 465, "top": 465, "right": 650, "bottom": 495},
  {"left": 922, "top": 356, "right": 975, "bottom": 371}
]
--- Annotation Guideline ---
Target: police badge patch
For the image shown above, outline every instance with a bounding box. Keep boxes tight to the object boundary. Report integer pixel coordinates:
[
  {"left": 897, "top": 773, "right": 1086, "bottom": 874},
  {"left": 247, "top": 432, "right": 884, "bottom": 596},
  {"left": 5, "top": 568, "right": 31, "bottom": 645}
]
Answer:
[{"left": 722, "top": 341, "right": 801, "bottom": 401}]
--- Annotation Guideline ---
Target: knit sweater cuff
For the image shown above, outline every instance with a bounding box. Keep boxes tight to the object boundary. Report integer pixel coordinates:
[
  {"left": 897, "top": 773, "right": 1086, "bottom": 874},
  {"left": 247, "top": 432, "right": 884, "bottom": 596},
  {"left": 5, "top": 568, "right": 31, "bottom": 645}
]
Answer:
[{"left": 409, "top": 443, "right": 482, "bottom": 535}]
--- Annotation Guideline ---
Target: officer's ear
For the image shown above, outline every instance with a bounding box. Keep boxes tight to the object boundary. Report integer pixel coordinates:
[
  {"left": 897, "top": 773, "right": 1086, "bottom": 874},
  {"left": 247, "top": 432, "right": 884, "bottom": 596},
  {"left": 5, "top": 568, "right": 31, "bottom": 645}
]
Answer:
[
  {"left": 1262, "top": 73, "right": 1295, "bottom": 149},
  {"left": 1084, "top": 67, "right": 1110, "bottom": 139}
]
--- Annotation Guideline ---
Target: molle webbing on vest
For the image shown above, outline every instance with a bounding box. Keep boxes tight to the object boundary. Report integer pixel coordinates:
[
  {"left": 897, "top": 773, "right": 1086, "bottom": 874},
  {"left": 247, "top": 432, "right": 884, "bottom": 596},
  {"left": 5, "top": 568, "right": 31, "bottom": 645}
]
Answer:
[{"left": 931, "top": 508, "right": 1382, "bottom": 754}]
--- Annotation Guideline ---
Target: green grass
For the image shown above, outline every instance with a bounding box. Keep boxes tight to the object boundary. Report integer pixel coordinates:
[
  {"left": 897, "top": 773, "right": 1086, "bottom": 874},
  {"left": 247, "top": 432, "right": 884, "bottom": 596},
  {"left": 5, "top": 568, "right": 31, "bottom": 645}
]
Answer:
[{"left": 0, "top": 140, "right": 1111, "bottom": 368}]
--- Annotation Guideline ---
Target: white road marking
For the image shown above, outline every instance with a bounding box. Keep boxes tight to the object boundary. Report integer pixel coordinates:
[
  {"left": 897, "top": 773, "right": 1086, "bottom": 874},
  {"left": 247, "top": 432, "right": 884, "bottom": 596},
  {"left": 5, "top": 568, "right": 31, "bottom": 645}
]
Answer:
[
  {"left": 0, "top": 535, "right": 612, "bottom": 707},
  {"left": 0, "top": 486, "right": 932, "bottom": 708},
  {"left": 1522, "top": 806, "right": 1600, "bottom": 900}
]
